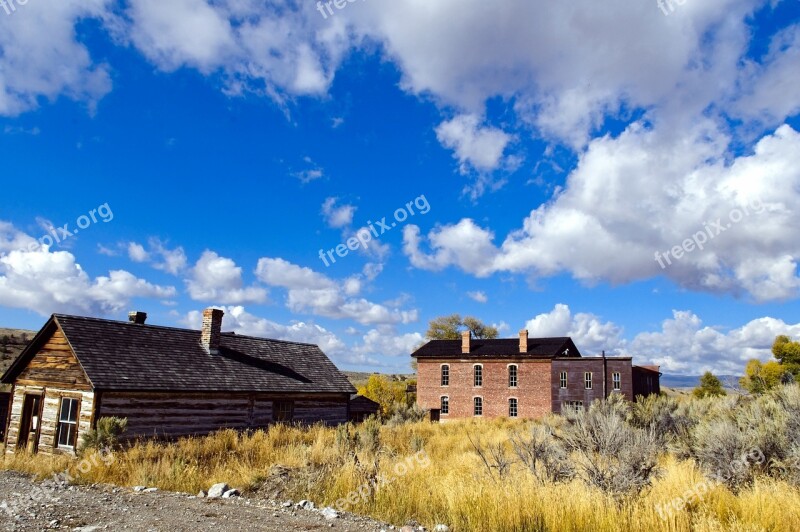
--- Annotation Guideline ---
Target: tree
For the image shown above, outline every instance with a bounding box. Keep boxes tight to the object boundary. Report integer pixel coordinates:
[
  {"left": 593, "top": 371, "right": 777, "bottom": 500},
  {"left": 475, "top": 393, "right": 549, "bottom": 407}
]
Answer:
[
  {"left": 693, "top": 371, "right": 726, "bottom": 398},
  {"left": 357, "top": 374, "right": 406, "bottom": 418},
  {"left": 739, "top": 359, "right": 786, "bottom": 394},
  {"left": 425, "top": 314, "right": 499, "bottom": 340},
  {"left": 772, "top": 336, "right": 800, "bottom": 377}
]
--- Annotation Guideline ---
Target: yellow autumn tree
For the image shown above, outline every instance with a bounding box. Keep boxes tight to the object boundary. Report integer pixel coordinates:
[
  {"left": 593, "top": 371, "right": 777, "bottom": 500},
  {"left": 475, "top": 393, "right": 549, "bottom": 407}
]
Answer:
[{"left": 357, "top": 374, "right": 407, "bottom": 417}]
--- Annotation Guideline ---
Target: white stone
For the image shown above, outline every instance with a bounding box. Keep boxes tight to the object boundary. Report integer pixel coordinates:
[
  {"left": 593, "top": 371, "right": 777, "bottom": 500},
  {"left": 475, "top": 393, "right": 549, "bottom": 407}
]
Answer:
[
  {"left": 320, "top": 507, "right": 339, "bottom": 520},
  {"left": 434, "top": 526, "right": 450, "bottom": 532},
  {"left": 207, "top": 483, "right": 229, "bottom": 499},
  {"left": 221, "top": 489, "right": 240, "bottom": 499},
  {"left": 132, "top": 486, "right": 146, "bottom": 492}
]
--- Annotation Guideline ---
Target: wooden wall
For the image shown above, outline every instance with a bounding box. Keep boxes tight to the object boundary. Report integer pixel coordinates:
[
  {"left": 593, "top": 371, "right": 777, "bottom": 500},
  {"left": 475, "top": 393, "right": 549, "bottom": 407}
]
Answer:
[
  {"left": 5, "top": 385, "right": 94, "bottom": 455},
  {"left": 16, "top": 329, "right": 91, "bottom": 391},
  {"left": 96, "top": 391, "right": 349, "bottom": 439},
  {"left": 0, "top": 392, "right": 10, "bottom": 442}
]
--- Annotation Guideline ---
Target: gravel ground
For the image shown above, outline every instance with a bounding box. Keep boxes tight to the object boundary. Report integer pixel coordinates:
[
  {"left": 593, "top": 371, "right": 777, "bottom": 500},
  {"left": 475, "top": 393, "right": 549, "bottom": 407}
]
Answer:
[{"left": 0, "top": 470, "right": 407, "bottom": 532}]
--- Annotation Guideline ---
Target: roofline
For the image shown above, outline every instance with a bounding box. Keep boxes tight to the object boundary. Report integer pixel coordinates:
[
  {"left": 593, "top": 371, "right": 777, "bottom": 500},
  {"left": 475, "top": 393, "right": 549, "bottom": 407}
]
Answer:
[
  {"left": 51, "top": 313, "right": 322, "bottom": 348},
  {"left": 94, "top": 387, "right": 356, "bottom": 395},
  {"left": 410, "top": 336, "right": 578, "bottom": 358}
]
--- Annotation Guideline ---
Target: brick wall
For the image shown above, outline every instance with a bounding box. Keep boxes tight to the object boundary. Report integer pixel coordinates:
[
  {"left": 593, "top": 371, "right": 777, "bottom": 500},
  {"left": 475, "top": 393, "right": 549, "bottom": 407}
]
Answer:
[{"left": 417, "top": 358, "right": 552, "bottom": 420}]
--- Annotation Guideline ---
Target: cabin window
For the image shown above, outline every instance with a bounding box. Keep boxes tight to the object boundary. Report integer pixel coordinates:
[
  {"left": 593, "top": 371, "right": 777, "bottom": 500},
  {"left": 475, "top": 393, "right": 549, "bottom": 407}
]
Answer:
[
  {"left": 584, "top": 372, "right": 593, "bottom": 390},
  {"left": 509, "top": 398, "right": 518, "bottom": 418},
  {"left": 273, "top": 401, "right": 294, "bottom": 422},
  {"left": 560, "top": 371, "right": 568, "bottom": 389},
  {"left": 474, "top": 365, "right": 483, "bottom": 387},
  {"left": 613, "top": 372, "right": 621, "bottom": 391},
  {"left": 56, "top": 397, "right": 79, "bottom": 449},
  {"left": 473, "top": 397, "right": 483, "bottom": 416},
  {"left": 441, "top": 396, "right": 449, "bottom": 415},
  {"left": 441, "top": 365, "right": 450, "bottom": 386},
  {"left": 508, "top": 365, "right": 518, "bottom": 388}
]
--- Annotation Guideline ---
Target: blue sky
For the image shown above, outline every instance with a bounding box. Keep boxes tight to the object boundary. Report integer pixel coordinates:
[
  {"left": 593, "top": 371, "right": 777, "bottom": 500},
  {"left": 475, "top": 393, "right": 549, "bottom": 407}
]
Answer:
[{"left": 1, "top": 0, "right": 799, "bottom": 375}]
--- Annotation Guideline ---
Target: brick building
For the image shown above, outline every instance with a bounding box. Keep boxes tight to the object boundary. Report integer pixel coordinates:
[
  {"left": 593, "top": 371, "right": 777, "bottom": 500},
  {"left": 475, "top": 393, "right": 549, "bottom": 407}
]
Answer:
[{"left": 413, "top": 330, "right": 660, "bottom": 420}]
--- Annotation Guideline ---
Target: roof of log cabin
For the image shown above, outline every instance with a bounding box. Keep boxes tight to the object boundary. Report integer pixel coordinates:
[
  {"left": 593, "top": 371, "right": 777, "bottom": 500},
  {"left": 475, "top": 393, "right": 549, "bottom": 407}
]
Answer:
[
  {"left": 1, "top": 314, "right": 356, "bottom": 394},
  {"left": 411, "top": 337, "right": 582, "bottom": 359}
]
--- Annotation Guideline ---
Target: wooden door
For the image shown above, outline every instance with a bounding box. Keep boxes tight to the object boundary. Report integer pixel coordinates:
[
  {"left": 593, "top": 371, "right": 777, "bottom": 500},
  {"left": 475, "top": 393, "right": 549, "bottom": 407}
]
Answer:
[{"left": 17, "top": 394, "right": 42, "bottom": 453}]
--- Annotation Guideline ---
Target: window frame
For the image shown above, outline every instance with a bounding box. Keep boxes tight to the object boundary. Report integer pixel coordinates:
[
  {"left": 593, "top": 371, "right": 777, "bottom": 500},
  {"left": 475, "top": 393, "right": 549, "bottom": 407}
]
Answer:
[
  {"left": 473, "top": 364, "right": 483, "bottom": 387},
  {"left": 508, "top": 364, "right": 518, "bottom": 388},
  {"left": 584, "top": 372, "right": 593, "bottom": 390},
  {"left": 563, "top": 400, "right": 584, "bottom": 412},
  {"left": 440, "top": 364, "right": 450, "bottom": 387},
  {"left": 272, "top": 400, "right": 294, "bottom": 423},
  {"left": 440, "top": 396, "right": 449, "bottom": 415},
  {"left": 560, "top": 371, "right": 568, "bottom": 389},
  {"left": 612, "top": 372, "right": 621, "bottom": 391},
  {"left": 508, "top": 397, "right": 518, "bottom": 418},
  {"left": 473, "top": 396, "right": 483, "bottom": 417},
  {"left": 55, "top": 396, "right": 80, "bottom": 450}
]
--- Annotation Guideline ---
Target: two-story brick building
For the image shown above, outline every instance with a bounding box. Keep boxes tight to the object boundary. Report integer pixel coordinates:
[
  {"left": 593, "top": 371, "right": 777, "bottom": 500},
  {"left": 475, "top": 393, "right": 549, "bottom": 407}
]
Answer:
[{"left": 413, "top": 330, "right": 660, "bottom": 420}]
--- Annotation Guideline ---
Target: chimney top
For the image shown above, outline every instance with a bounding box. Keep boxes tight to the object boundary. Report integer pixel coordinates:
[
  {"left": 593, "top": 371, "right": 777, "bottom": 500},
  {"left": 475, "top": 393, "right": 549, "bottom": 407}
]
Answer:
[
  {"left": 461, "top": 330, "right": 471, "bottom": 354},
  {"left": 519, "top": 329, "right": 528, "bottom": 353},
  {"left": 201, "top": 308, "right": 224, "bottom": 354},
  {"left": 128, "top": 311, "right": 147, "bottom": 325}
]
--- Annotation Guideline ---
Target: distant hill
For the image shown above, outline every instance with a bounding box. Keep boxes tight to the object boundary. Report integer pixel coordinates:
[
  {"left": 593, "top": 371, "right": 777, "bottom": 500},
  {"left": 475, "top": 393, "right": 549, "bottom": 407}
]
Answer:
[
  {"left": 661, "top": 373, "right": 743, "bottom": 389},
  {"left": 342, "top": 371, "right": 415, "bottom": 390},
  {"left": 0, "top": 328, "right": 35, "bottom": 390}
]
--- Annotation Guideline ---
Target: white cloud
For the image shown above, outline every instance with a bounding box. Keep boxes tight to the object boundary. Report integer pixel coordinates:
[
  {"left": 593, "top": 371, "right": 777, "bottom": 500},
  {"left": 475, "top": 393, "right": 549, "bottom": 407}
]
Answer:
[
  {"left": 467, "top": 290, "right": 488, "bottom": 303},
  {"left": 0, "top": 222, "right": 175, "bottom": 316},
  {"left": 345, "top": 326, "right": 424, "bottom": 366},
  {"left": 321, "top": 197, "right": 356, "bottom": 229},
  {"left": 183, "top": 305, "right": 346, "bottom": 357},
  {"left": 127, "top": 242, "right": 150, "bottom": 262},
  {"left": 186, "top": 250, "right": 267, "bottom": 304},
  {"left": 403, "top": 220, "right": 497, "bottom": 277},
  {"left": 435, "top": 114, "right": 514, "bottom": 174},
  {"left": 525, "top": 304, "right": 624, "bottom": 357},
  {"left": 256, "top": 257, "right": 418, "bottom": 326}
]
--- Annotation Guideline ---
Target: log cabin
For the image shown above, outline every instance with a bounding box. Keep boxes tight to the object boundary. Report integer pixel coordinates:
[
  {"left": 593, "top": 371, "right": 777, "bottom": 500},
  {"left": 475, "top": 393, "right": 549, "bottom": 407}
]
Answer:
[
  {"left": 1, "top": 308, "right": 356, "bottom": 455},
  {"left": 414, "top": 330, "right": 661, "bottom": 421}
]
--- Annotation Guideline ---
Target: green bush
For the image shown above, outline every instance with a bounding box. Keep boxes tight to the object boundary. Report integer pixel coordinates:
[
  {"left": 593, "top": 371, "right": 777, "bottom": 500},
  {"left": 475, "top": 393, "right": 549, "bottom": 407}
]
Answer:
[{"left": 80, "top": 417, "right": 128, "bottom": 453}]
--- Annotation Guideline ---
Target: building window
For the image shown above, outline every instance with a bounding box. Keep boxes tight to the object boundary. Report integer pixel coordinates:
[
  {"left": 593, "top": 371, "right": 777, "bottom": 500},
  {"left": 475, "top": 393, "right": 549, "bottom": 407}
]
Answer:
[
  {"left": 474, "top": 397, "right": 483, "bottom": 416},
  {"left": 563, "top": 400, "right": 584, "bottom": 412},
  {"left": 584, "top": 372, "right": 593, "bottom": 390},
  {"left": 273, "top": 401, "right": 294, "bottom": 422},
  {"left": 441, "top": 364, "right": 450, "bottom": 386},
  {"left": 509, "top": 398, "right": 518, "bottom": 418},
  {"left": 56, "top": 397, "right": 79, "bottom": 449},
  {"left": 613, "top": 372, "right": 621, "bottom": 391},
  {"left": 560, "top": 371, "right": 568, "bottom": 388},
  {"left": 474, "top": 365, "right": 483, "bottom": 387},
  {"left": 508, "top": 365, "right": 518, "bottom": 388},
  {"left": 441, "top": 396, "right": 449, "bottom": 415}
]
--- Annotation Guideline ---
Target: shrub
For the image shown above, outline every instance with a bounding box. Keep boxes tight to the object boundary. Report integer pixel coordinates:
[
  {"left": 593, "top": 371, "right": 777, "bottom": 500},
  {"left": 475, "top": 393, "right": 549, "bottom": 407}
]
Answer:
[
  {"left": 511, "top": 423, "right": 575, "bottom": 484},
  {"left": 386, "top": 403, "right": 428, "bottom": 427},
  {"left": 357, "top": 416, "right": 382, "bottom": 454},
  {"left": 79, "top": 417, "right": 128, "bottom": 452}
]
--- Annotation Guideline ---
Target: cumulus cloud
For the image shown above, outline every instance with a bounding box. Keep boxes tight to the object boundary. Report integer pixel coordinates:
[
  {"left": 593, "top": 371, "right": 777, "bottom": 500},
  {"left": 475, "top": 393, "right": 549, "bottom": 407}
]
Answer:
[
  {"left": 345, "top": 326, "right": 425, "bottom": 367},
  {"left": 127, "top": 238, "right": 188, "bottom": 275},
  {"left": 256, "top": 257, "right": 418, "bottom": 326},
  {"left": 186, "top": 250, "right": 267, "bottom": 304},
  {"left": 321, "top": 197, "right": 356, "bottom": 229},
  {"left": 435, "top": 114, "right": 514, "bottom": 174},
  {"left": 523, "top": 303, "right": 800, "bottom": 375},
  {"left": 0, "top": 222, "right": 175, "bottom": 316},
  {"left": 467, "top": 291, "right": 488, "bottom": 303}
]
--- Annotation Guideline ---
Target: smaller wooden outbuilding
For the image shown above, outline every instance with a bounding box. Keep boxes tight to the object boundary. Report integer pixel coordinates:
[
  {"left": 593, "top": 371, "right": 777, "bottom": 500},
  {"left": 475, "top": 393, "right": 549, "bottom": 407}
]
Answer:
[{"left": 348, "top": 394, "right": 381, "bottom": 422}]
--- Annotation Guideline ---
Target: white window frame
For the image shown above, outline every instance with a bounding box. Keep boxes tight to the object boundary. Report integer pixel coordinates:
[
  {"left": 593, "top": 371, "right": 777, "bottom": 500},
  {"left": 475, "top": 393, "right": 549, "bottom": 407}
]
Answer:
[
  {"left": 563, "top": 400, "right": 584, "bottom": 412},
  {"left": 508, "top": 364, "right": 518, "bottom": 388},
  {"left": 441, "top": 364, "right": 450, "bottom": 387},
  {"left": 560, "top": 371, "right": 568, "bottom": 389},
  {"left": 508, "top": 397, "right": 518, "bottom": 418},
  {"left": 612, "top": 372, "right": 621, "bottom": 391},
  {"left": 473, "top": 364, "right": 483, "bottom": 387},
  {"left": 56, "top": 397, "right": 80, "bottom": 450},
  {"left": 473, "top": 396, "right": 483, "bottom": 417},
  {"left": 584, "top": 372, "right": 593, "bottom": 390},
  {"left": 441, "top": 396, "right": 449, "bottom": 415}
]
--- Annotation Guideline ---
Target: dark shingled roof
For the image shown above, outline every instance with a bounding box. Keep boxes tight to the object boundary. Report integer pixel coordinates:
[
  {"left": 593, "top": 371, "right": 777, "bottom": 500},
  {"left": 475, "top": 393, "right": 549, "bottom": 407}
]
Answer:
[
  {"left": 411, "top": 337, "right": 581, "bottom": 359},
  {"left": 2, "top": 314, "right": 355, "bottom": 394}
]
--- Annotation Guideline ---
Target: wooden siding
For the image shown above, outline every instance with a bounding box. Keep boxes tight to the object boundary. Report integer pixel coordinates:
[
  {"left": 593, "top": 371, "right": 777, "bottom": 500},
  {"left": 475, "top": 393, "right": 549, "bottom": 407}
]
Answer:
[
  {"left": 16, "top": 329, "right": 91, "bottom": 391},
  {"left": 551, "top": 358, "right": 634, "bottom": 414},
  {"left": 96, "top": 391, "right": 349, "bottom": 439},
  {"left": 4, "top": 385, "right": 94, "bottom": 455},
  {"left": 0, "top": 392, "right": 10, "bottom": 443}
]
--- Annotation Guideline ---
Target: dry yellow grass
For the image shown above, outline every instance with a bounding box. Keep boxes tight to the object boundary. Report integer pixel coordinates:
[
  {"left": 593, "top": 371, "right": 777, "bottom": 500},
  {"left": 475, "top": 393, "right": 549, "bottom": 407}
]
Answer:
[{"left": 4, "top": 419, "right": 800, "bottom": 531}]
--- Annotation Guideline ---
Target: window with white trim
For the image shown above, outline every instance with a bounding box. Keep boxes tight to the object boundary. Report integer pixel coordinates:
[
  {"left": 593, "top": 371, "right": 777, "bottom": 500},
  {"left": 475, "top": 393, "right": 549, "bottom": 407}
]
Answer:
[
  {"left": 612, "top": 372, "right": 621, "bottom": 391},
  {"left": 508, "top": 365, "right": 518, "bottom": 388},
  {"left": 474, "top": 397, "right": 483, "bottom": 416},
  {"left": 441, "top": 364, "right": 450, "bottom": 386},
  {"left": 560, "top": 371, "right": 568, "bottom": 388},
  {"left": 441, "top": 396, "right": 449, "bottom": 415},
  {"left": 474, "top": 365, "right": 483, "bottom": 387},
  {"left": 584, "top": 372, "right": 593, "bottom": 390},
  {"left": 56, "top": 397, "right": 79, "bottom": 449},
  {"left": 509, "top": 398, "right": 518, "bottom": 418},
  {"left": 563, "top": 400, "right": 584, "bottom": 412}
]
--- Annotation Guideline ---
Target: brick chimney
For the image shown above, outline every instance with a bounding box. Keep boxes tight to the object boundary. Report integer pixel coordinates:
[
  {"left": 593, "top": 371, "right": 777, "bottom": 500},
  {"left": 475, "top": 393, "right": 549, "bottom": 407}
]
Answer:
[
  {"left": 461, "top": 330, "right": 471, "bottom": 354},
  {"left": 519, "top": 329, "right": 528, "bottom": 353},
  {"left": 128, "top": 311, "right": 147, "bottom": 325},
  {"left": 201, "top": 308, "right": 224, "bottom": 354}
]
